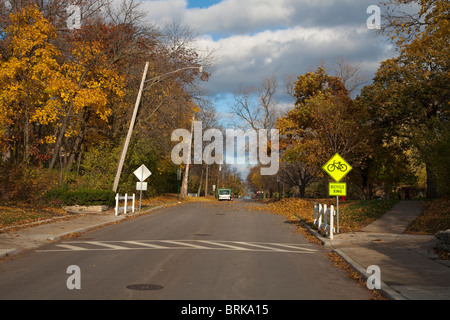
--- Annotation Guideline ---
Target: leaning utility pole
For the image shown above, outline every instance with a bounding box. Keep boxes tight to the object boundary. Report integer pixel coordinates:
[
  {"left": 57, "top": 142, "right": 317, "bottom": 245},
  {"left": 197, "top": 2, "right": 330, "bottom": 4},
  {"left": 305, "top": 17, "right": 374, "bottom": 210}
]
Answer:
[
  {"left": 180, "top": 114, "right": 195, "bottom": 198},
  {"left": 113, "top": 62, "right": 149, "bottom": 193}
]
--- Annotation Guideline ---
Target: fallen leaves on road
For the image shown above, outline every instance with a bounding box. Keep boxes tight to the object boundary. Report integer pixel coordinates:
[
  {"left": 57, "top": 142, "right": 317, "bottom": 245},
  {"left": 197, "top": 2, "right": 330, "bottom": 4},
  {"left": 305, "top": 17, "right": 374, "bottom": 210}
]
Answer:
[{"left": 248, "top": 198, "right": 333, "bottom": 224}]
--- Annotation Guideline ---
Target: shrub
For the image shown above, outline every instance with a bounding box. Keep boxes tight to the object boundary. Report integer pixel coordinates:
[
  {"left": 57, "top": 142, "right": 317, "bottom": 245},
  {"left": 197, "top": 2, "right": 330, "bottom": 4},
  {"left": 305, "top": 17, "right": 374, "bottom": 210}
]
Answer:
[{"left": 45, "top": 188, "right": 115, "bottom": 206}]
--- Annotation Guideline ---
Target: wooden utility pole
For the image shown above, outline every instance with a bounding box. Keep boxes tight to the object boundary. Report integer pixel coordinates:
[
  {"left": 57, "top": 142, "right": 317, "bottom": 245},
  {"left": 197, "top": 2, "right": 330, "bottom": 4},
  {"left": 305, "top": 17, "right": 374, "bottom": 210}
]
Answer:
[
  {"left": 181, "top": 114, "right": 195, "bottom": 198},
  {"left": 113, "top": 62, "right": 149, "bottom": 193}
]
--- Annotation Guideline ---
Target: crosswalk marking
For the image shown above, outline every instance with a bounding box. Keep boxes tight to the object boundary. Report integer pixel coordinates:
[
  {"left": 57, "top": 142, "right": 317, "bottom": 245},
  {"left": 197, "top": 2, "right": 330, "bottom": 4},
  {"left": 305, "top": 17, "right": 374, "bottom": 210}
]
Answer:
[
  {"left": 122, "top": 241, "right": 167, "bottom": 249},
  {"left": 83, "top": 241, "right": 129, "bottom": 250},
  {"left": 233, "top": 241, "right": 290, "bottom": 252},
  {"left": 196, "top": 240, "right": 252, "bottom": 251},
  {"left": 55, "top": 244, "right": 89, "bottom": 251},
  {"left": 39, "top": 240, "right": 317, "bottom": 254},
  {"left": 268, "top": 243, "right": 317, "bottom": 252},
  {"left": 160, "top": 240, "right": 210, "bottom": 249}
]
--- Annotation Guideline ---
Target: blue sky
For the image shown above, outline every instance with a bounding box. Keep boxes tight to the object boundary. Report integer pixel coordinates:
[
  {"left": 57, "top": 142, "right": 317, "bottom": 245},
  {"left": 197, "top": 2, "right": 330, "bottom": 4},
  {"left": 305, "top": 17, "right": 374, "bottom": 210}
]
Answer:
[{"left": 186, "top": 0, "right": 222, "bottom": 9}]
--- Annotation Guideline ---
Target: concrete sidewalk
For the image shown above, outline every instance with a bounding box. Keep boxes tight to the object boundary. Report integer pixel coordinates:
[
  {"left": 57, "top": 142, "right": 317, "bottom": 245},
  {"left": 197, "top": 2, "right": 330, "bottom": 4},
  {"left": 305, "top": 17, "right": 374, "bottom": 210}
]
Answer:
[{"left": 316, "top": 201, "right": 450, "bottom": 300}]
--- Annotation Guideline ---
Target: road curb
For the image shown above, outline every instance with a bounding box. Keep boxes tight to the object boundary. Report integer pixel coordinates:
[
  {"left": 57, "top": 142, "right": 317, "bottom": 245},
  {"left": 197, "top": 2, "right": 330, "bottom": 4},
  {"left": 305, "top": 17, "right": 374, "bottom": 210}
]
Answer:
[
  {"left": 294, "top": 215, "right": 407, "bottom": 300},
  {"left": 331, "top": 248, "right": 407, "bottom": 300},
  {"left": 295, "top": 216, "right": 332, "bottom": 246},
  {"left": 0, "top": 248, "right": 17, "bottom": 259}
]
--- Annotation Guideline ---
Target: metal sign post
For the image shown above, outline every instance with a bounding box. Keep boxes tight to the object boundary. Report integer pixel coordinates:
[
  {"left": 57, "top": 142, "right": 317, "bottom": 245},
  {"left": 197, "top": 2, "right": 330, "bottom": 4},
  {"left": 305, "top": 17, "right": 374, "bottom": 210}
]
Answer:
[
  {"left": 134, "top": 164, "right": 151, "bottom": 211},
  {"left": 323, "top": 154, "right": 352, "bottom": 234},
  {"left": 336, "top": 196, "right": 339, "bottom": 234}
]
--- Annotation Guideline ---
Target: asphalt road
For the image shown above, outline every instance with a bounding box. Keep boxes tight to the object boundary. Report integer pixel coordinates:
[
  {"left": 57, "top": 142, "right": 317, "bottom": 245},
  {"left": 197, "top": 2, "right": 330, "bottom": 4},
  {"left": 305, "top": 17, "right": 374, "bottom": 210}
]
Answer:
[{"left": 0, "top": 199, "right": 372, "bottom": 300}]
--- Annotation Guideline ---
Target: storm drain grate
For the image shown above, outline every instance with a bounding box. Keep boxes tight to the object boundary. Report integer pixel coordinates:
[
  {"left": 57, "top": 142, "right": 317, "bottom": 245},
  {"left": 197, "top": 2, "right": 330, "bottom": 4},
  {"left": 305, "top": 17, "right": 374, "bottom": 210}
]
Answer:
[{"left": 126, "top": 284, "right": 163, "bottom": 291}]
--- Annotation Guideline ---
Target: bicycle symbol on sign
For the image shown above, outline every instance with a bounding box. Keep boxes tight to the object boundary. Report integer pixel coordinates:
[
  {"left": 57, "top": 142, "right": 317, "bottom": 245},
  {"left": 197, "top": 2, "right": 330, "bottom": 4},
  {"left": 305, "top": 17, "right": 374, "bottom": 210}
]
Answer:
[{"left": 327, "top": 160, "right": 348, "bottom": 172}]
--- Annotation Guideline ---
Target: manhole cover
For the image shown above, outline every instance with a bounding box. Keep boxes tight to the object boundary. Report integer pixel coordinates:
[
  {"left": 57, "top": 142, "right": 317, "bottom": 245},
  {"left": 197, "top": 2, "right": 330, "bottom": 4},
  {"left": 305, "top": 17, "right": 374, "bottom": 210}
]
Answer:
[{"left": 126, "top": 284, "right": 163, "bottom": 291}]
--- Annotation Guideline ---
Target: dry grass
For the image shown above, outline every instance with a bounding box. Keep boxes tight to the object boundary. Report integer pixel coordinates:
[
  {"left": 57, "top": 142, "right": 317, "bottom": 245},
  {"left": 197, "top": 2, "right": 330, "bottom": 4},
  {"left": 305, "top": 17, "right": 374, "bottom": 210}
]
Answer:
[{"left": 0, "top": 203, "right": 68, "bottom": 230}]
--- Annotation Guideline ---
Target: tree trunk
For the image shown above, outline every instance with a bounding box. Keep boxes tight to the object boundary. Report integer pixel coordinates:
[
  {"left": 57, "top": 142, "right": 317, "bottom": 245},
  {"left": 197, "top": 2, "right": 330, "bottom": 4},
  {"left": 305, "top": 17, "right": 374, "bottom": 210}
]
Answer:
[
  {"left": 197, "top": 167, "right": 204, "bottom": 197},
  {"left": 204, "top": 164, "right": 209, "bottom": 196},
  {"left": 299, "top": 183, "right": 306, "bottom": 198},
  {"left": 49, "top": 63, "right": 93, "bottom": 171},
  {"left": 48, "top": 102, "right": 74, "bottom": 170},
  {"left": 23, "top": 108, "right": 30, "bottom": 163},
  {"left": 426, "top": 163, "right": 440, "bottom": 198}
]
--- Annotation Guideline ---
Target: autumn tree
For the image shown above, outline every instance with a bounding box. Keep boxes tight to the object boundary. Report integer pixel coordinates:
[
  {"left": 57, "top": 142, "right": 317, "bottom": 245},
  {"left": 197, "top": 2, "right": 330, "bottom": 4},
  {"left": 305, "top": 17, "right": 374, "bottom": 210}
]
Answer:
[
  {"left": 277, "top": 67, "right": 370, "bottom": 197},
  {"left": 0, "top": 0, "right": 213, "bottom": 199},
  {"left": 360, "top": 0, "right": 449, "bottom": 197},
  {"left": 0, "top": 3, "right": 64, "bottom": 163}
]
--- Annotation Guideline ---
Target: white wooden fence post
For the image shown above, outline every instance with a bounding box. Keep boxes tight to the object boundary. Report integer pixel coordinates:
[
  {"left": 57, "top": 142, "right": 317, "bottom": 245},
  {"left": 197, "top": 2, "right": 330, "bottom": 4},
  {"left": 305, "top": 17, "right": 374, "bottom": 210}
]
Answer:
[
  {"left": 115, "top": 193, "right": 119, "bottom": 216},
  {"left": 313, "top": 202, "right": 318, "bottom": 226},
  {"left": 313, "top": 202, "right": 337, "bottom": 239},
  {"left": 330, "top": 205, "right": 334, "bottom": 240},
  {"left": 318, "top": 204, "right": 323, "bottom": 230}
]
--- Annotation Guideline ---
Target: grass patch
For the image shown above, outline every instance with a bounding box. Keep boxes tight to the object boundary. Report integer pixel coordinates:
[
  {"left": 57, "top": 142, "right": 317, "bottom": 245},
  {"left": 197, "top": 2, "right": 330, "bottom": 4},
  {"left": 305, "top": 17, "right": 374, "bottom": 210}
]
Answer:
[
  {"left": 253, "top": 197, "right": 399, "bottom": 233},
  {"left": 406, "top": 197, "right": 450, "bottom": 234},
  {"left": 338, "top": 199, "right": 399, "bottom": 233},
  {"left": 0, "top": 203, "right": 67, "bottom": 229}
]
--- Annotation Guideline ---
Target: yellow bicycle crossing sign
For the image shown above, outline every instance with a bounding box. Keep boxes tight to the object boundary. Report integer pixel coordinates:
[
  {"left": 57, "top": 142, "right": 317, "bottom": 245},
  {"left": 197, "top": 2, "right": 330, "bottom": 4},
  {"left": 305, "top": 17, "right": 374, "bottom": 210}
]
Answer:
[{"left": 322, "top": 153, "right": 352, "bottom": 182}]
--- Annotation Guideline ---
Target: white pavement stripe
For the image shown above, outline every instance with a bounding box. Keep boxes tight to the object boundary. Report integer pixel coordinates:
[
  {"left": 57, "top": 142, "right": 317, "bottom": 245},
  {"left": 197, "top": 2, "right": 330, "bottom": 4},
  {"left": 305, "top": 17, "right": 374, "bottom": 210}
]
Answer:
[
  {"left": 83, "top": 241, "right": 130, "bottom": 250},
  {"left": 160, "top": 240, "right": 210, "bottom": 249},
  {"left": 122, "top": 241, "right": 167, "bottom": 249},
  {"left": 268, "top": 243, "right": 317, "bottom": 252},
  {"left": 196, "top": 240, "right": 252, "bottom": 251},
  {"left": 232, "top": 242, "right": 290, "bottom": 252},
  {"left": 56, "top": 244, "right": 89, "bottom": 251}
]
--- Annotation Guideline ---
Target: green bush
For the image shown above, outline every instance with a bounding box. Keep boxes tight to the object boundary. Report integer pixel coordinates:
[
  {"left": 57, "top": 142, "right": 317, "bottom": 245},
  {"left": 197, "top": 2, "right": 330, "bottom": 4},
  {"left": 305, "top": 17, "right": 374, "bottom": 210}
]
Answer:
[{"left": 45, "top": 188, "right": 115, "bottom": 206}]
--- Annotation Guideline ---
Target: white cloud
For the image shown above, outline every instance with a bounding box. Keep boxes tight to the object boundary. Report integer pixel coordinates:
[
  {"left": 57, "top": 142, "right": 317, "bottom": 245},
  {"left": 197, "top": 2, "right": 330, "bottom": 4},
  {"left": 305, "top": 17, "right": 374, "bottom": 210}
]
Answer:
[
  {"left": 197, "top": 24, "right": 388, "bottom": 97},
  {"left": 138, "top": 0, "right": 396, "bottom": 113},
  {"left": 140, "top": 0, "right": 187, "bottom": 25},
  {"left": 184, "top": 0, "right": 295, "bottom": 34}
]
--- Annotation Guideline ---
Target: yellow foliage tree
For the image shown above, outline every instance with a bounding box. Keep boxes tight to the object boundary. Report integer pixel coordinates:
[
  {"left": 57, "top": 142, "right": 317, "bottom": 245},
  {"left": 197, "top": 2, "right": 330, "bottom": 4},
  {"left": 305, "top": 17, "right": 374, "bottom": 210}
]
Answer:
[
  {"left": 0, "top": 4, "right": 63, "bottom": 160},
  {"left": 46, "top": 29, "right": 125, "bottom": 170}
]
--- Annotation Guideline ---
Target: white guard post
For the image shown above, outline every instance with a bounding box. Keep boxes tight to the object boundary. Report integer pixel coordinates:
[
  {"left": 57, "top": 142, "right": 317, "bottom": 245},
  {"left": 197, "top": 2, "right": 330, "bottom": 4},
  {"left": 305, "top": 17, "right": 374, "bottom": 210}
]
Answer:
[
  {"left": 115, "top": 193, "right": 135, "bottom": 216},
  {"left": 313, "top": 202, "right": 336, "bottom": 240}
]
